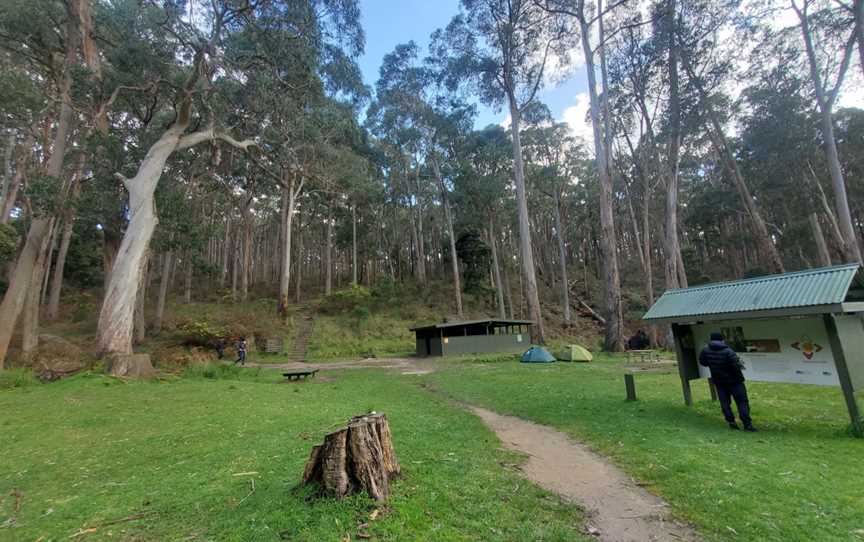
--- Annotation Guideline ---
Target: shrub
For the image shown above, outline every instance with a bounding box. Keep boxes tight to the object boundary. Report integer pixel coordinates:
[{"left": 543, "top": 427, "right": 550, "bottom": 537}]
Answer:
[
  {"left": 351, "top": 305, "right": 371, "bottom": 321},
  {"left": 321, "top": 284, "right": 373, "bottom": 313},
  {"left": 0, "top": 368, "right": 39, "bottom": 390},
  {"left": 175, "top": 319, "right": 229, "bottom": 347}
]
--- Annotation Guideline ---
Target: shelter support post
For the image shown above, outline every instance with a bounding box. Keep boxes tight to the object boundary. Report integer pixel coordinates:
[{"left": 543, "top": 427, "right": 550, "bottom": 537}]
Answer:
[
  {"left": 671, "top": 323, "right": 694, "bottom": 407},
  {"left": 823, "top": 314, "right": 864, "bottom": 438}
]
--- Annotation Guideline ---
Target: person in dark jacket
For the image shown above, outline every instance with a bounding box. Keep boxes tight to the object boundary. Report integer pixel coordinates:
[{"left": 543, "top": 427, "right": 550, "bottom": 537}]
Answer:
[{"left": 699, "top": 331, "right": 757, "bottom": 431}]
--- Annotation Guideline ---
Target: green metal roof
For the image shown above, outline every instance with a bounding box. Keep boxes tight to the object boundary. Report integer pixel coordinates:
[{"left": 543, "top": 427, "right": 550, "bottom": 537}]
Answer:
[
  {"left": 643, "top": 264, "right": 861, "bottom": 323},
  {"left": 409, "top": 318, "right": 534, "bottom": 332}
]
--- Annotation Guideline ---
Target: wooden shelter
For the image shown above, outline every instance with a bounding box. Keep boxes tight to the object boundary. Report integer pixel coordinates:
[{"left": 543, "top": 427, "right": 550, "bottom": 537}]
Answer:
[
  {"left": 643, "top": 264, "right": 864, "bottom": 436},
  {"left": 410, "top": 319, "right": 533, "bottom": 357}
]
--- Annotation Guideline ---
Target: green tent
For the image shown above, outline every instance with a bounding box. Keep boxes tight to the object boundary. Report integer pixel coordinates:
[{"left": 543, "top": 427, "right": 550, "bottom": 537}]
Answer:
[
  {"left": 558, "top": 344, "right": 593, "bottom": 362},
  {"left": 520, "top": 347, "right": 556, "bottom": 363}
]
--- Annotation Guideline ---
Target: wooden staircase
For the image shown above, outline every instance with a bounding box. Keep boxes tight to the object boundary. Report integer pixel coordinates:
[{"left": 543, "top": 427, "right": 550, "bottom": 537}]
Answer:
[{"left": 287, "top": 311, "right": 315, "bottom": 362}]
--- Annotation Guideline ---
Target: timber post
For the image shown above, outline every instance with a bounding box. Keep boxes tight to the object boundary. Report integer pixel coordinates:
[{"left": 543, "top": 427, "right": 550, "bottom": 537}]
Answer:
[
  {"left": 624, "top": 373, "right": 637, "bottom": 401},
  {"left": 823, "top": 314, "right": 863, "bottom": 438}
]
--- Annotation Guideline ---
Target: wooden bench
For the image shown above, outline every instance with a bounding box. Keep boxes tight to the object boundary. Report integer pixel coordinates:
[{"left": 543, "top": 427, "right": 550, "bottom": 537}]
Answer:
[
  {"left": 626, "top": 349, "right": 660, "bottom": 364},
  {"left": 283, "top": 369, "right": 318, "bottom": 381}
]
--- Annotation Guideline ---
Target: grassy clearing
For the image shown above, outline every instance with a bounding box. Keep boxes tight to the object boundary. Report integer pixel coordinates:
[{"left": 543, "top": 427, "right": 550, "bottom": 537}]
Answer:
[
  {"left": 425, "top": 355, "right": 864, "bottom": 542},
  {"left": 0, "top": 368, "right": 588, "bottom": 541}
]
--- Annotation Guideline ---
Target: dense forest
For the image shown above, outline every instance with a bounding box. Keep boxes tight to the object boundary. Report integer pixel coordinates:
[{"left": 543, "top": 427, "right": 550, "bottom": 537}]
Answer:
[{"left": 1, "top": 0, "right": 863, "bottom": 374}]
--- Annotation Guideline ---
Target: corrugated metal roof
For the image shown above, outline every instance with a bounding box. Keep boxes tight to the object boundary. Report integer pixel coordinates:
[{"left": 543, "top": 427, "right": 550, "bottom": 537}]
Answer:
[
  {"left": 409, "top": 318, "right": 534, "bottom": 332},
  {"left": 643, "top": 264, "right": 860, "bottom": 322}
]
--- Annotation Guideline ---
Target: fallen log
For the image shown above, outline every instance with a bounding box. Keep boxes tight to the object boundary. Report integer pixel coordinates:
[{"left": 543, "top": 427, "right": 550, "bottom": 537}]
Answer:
[{"left": 301, "top": 412, "right": 400, "bottom": 501}]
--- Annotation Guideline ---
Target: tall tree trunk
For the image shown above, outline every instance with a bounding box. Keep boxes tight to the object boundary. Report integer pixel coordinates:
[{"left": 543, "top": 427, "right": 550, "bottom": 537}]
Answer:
[
  {"left": 134, "top": 254, "right": 149, "bottom": 344},
  {"left": 431, "top": 158, "right": 463, "bottom": 318},
  {"left": 0, "top": 219, "right": 51, "bottom": 367},
  {"left": 579, "top": 8, "right": 623, "bottom": 351},
  {"left": 665, "top": 0, "right": 685, "bottom": 292},
  {"left": 352, "top": 204, "right": 358, "bottom": 285},
  {"left": 0, "top": 1, "right": 79, "bottom": 366},
  {"left": 21, "top": 219, "right": 55, "bottom": 358},
  {"left": 795, "top": 1, "right": 861, "bottom": 264},
  {"left": 278, "top": 177, "right": 302, "bottom": 315},
  {"left": 295, "top": 223, "right": 303, "bottom": 303},
  {"left": 811, "top": 212, "right": 832, "bottom": 267},
  {"left": 183, "top": 252, "right": 193, "bottom": 303},
  {"left": 325, "top": 204, "right": 333, "bottom": 295},
  {"left": 241, "top": 199, "right": 252, "bottom": 303},
  {"left": 153, "top": 251, "right": 172, "bottom": 334},
  {"left": 46, "top": 166, "right": 83, "bottom": 320},
  {"left": 488, "top": 218, "right": 506, "bottom": 319},
  {"left": 552, "top": 192, "right": 571, "bottom": 326},
  {"left": 507, "top": 94, "right": 545, "bottom": 343},
  {"left": 220, "top": 218, "right": 230, "bottom": 288},
  {"left": 682, "top": 55, "right": 784, "bottom": 274}
]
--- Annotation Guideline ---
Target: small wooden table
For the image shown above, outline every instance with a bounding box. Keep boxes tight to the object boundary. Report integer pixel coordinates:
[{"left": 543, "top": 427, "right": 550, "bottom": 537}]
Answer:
[
  {"left": 283, "top": 369, "right": 318, "bottom": 381},
  {"left": 626, "top": 349, "right": 660, "bottom": 364}
]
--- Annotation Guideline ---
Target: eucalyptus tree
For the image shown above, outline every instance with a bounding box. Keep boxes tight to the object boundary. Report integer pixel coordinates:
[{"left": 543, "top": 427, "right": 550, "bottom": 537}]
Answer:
[
  {"left": 369, "top": 41, "right": 476, "bottom": 317},
  {"left": 533, "top": 0, "right": 625, "bottom": 350},
  {"left": 789, "top": 0, "right": 862, "bottom": 263},
  {"left": 453, "top": 125, "right": 513, "bottom": 318},
  {"left": 522, "top": 121, "right": 582, "bottom": 327},
  {"left": 233, "top": 0, "right": 365, "bottom": 316},
  {"left": 430, "top": 0, "right": 578, "bottom": 342},
  {"left": 0, "top": 0, "right": 84, "bottom": 367}
]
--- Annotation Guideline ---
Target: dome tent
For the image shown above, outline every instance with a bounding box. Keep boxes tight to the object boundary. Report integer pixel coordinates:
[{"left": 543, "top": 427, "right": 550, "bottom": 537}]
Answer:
[
  {"left": 520, "top": 346, "right": 556, "bottom": 363},
  {"left": 558, "top": 344, "right": 593, "bottom": 362}
]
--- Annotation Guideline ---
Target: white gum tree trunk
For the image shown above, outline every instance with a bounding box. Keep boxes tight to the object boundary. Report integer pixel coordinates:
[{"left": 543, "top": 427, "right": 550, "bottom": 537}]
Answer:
[
  {"left": 507, "top": 94, "right": 545, "bottom": 343},
  {"left": 97, "top": 120, "right": 255, "bottom": 357},
  {"left": 431, "top": 158, "right": 463, "bottom": 318}
]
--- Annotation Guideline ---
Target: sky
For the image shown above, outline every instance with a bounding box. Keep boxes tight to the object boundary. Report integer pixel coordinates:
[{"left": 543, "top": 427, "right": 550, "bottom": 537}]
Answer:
[
  {"left": 356, "top": 0, "right": 863, "bottom": 146},
  {"left": 357, "top": 0, "right": 592, "bottom": 140}
]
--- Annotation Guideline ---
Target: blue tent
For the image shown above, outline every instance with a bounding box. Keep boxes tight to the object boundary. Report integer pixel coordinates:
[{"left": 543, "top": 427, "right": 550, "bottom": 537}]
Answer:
[{"left": 520, "top": 346, "right": 556, "bottom": 363}]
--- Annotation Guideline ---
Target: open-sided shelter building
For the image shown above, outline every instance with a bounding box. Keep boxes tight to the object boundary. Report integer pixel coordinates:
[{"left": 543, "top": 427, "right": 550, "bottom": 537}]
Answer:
[
  {"left": 410, "top": 319, "right": 533, "bottom": 357},
  {"left": 643, "top": 264, "right": 864, "bottom": 436}
]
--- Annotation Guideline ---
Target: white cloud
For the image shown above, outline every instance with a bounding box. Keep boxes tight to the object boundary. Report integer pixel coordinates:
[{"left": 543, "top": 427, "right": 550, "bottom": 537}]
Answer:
[
  {"left": 499, "top": 114, "right": 512, "bottom": 129},
  {"left": 560, "top": 92, "right": 594, "bottom": 147},
  {"left": 839, "top": 85, "right": 864, "bottom": 110}
]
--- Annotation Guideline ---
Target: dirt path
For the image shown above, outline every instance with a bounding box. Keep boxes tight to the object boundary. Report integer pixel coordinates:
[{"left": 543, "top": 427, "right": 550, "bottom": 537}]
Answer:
[
  {"left": 471, "top": 406, "right": 700, "bottom": 542},
  {"left": 245, "top": 357, "right": 440, "bottom": 373}
]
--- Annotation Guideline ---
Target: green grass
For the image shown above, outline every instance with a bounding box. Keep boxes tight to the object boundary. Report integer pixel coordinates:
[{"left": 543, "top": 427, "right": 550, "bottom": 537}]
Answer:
[
  {"left": 0, "top": 368, "right": 588, "bottom": 541},
  {"left": 425, "top": 355, "right": 864, "bottom": 542}
]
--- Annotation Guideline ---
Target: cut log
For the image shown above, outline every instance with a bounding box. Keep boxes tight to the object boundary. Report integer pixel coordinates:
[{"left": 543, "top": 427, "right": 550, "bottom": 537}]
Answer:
[{"left": 301, "top": 412, "right": 400, "bottom": 502}]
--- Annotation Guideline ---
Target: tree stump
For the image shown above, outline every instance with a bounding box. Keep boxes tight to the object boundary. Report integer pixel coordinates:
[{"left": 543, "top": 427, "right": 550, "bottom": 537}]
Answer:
[{"left": 301, "top": 412, "right": 400, "bottom": 501}]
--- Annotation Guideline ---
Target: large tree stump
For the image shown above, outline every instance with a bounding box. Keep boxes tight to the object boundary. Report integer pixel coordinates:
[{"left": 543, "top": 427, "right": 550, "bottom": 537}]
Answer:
[{"left": 301, "top": 412, "right": 400, "bottom": 501}]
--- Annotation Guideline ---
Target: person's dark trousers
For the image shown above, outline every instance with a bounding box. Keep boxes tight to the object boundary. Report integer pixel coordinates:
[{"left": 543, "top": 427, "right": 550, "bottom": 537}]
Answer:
[{"left": 715, "top": 382, "right": 752, "bottom": 426}]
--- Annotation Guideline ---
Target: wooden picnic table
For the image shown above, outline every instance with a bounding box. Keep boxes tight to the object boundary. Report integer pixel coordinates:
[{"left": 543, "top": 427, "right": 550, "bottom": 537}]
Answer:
[
  {"left": 626, "top": 349, "right": 661, "bottom": 364},
  {"left": 283, "top": 369, "right": 318, "bottom": 381}
]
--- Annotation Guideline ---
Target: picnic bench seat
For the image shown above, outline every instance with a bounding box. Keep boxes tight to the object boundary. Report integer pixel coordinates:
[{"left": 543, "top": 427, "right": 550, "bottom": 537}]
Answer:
[{"left": 282, "top": 369, "right": 318, "bottom": 381}]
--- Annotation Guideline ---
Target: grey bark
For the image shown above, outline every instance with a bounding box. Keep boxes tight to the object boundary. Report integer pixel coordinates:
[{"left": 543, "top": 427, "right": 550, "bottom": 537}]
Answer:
[
  {"left": 431, "top": 157, "right": 463, "bottom": 318},
  {"left": 153, "top": 251, "right": 172, "bottom": 334},
  {"left": 794, "top": 0, "right": 862, "bottom": 264},
  {"left": 488, "top": 219, "right": 506, "bottom": 319},
  {"left": 578, "top": 4, "right": 623, "bottom": 351},
  {"left": 811, "top": 212, "right": 832, "bottom": 267},
  {"left": 552, "top": 191, "right": 571, "bottom": 326},
  {"left": 507, "top": 95, "right": 545, "bottom": 343}
]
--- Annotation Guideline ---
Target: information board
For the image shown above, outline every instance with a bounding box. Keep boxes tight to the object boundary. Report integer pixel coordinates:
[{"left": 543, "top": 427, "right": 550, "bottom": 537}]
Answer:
[{"left": 691, "top": 317, "right": 840, "bottom": 386}]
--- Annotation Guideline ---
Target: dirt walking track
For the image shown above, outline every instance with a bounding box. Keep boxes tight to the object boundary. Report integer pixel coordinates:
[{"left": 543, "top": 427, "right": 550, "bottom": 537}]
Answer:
[
  {"left": 254, "top": 358, "right": 701, "bottom": 541},
  {"left": 471, "top": 407, "right": 700, "bottom": 542}
]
